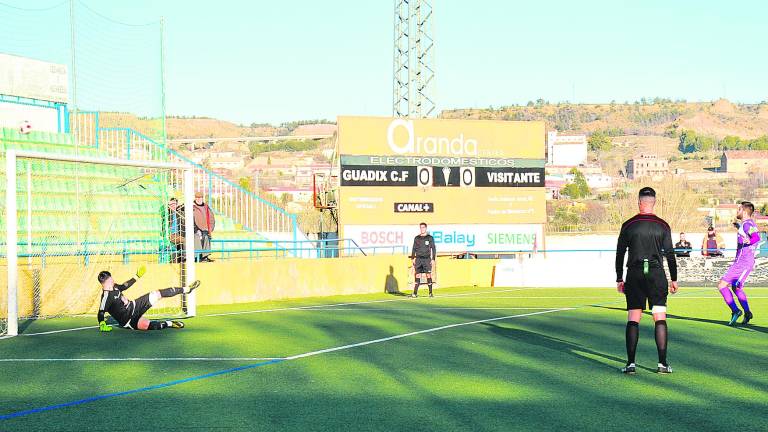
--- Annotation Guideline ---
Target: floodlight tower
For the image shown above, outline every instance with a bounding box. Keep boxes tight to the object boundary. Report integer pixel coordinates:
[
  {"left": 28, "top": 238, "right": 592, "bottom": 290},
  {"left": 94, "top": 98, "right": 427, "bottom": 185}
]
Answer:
[{"left": 393, "top": 0, "right": 435, "bottom": 118}]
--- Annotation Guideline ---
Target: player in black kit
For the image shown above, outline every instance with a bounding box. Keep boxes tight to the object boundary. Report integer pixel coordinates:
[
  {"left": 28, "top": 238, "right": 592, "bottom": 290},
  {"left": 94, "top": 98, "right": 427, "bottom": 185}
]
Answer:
[
  {"left": 96, "top": 266, "right": 200, "bottom": 332},
  {"left": 411, "top": 222, "right": 437, "bottom": 298},
  {"left": 615, "top": 187, "right": 678, "bottom": 374}
]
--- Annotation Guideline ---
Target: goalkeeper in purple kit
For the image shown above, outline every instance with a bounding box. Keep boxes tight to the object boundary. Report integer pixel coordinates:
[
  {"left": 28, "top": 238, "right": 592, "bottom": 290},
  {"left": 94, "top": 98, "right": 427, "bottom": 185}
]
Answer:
[{"left": 718, "top": 201, "right": 759, "bottom": 326}]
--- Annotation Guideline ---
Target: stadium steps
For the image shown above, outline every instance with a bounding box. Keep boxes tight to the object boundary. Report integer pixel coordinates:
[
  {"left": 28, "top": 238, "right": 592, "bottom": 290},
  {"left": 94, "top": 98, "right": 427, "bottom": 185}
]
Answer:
[{"left": 0, "top": 127, "right": 270, "bottom": 257}]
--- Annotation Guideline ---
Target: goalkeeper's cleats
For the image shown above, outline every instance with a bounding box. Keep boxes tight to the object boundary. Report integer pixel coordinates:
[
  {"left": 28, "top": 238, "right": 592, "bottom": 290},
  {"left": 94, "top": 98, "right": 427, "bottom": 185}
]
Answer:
[
  {"left": 410, "top": 293, "right": 418, "bottom": 298},
  {"left": 743, "top": 310, "right": 753, "bottom": 325},
  {"left": 728, "top": 309, "right": 743, "bottom": 326},
  {"left": 99, "top": 321, "right": 112, "bottom": 333},
  {"left": 135, "top": 265, "right": 147, "bottom": 279},
  {"left": 186, "top": 280, "right": 201, "bottom": 293},
  {"left": 170, "top": 321, "right": 185, "bottom": 329},
  {"left": 429, "top": 293, "right": 434, "bottom": 298},
  {"left": 620, "top": 363, "right": 636, "bottom": 375},
  {"left": 656, "top": 363, "right": 673, "bottom": 374}
]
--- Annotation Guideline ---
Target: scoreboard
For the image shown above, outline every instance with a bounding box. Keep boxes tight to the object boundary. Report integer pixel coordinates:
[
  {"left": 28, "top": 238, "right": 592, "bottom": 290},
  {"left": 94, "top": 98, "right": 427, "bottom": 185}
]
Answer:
[{"left": 337, "top": 116, "right": 546, "bottom": 253}]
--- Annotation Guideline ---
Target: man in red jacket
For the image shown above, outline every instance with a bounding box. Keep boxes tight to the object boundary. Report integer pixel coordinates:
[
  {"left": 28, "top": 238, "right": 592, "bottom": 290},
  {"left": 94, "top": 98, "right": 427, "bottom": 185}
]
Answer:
[{"left": 193, "top": 191, "right": 216, "bottom": 262}]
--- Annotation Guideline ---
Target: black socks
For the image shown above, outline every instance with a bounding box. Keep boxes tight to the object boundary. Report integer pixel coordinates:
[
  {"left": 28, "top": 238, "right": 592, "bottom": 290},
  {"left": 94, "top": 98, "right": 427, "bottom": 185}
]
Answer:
[
  {"left": 655, "top": 320, "right": 668, "bottom": 366},
  {"left": 159, "top": 287, "right": 184, "bottom": 298},
  {"left": 626, "top": 321, "right": 639, "bottom": 364},
  {"left": 148, "top": 320, "right": 170, "bottom": 330}
]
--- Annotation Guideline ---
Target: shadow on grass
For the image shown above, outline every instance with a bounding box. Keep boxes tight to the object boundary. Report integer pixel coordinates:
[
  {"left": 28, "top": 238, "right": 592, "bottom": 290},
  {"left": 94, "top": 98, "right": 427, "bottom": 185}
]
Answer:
[
  {"left": 480, "top": 322, "right": 651, "bottom": 372},
  {"left": 590, "top": 305, "right": 768, "bottom": 334}
]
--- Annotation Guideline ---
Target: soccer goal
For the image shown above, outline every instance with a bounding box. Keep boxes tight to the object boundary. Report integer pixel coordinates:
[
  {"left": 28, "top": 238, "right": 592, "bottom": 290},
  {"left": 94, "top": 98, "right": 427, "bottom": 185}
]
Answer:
[{"left": 2, "top": 150, "right": 197, "bottom": 337}]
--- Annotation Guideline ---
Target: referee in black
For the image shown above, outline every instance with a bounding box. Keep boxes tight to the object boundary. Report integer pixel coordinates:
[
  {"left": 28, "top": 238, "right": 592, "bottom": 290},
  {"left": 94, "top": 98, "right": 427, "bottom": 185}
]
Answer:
[
  {"left": 615, "top": 187, "right": 679, "bottom": 374},
  {"left": 411, "top": 222, "right": 437, "bottom": 298}
]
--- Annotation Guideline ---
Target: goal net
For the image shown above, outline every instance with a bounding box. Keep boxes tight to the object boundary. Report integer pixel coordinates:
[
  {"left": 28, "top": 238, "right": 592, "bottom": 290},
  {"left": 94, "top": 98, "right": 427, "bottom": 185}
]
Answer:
[{"left": 2, "top": 150, "right": 196, "bottom": 337}]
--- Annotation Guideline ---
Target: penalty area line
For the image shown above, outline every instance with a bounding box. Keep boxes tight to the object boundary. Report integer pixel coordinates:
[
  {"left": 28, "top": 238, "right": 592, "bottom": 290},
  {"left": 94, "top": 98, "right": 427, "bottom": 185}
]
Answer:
[{"left": 0, "top": 307, "right": 572, "bottom": 421}]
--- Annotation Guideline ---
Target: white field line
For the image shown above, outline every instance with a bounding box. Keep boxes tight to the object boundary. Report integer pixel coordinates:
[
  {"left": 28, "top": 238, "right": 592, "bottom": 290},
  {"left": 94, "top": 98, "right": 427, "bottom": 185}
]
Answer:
[
  {"left": 285, "top": 308, "right": 573, "bottom": 360},
  {"left": 2, "top": 308, "right": 573, "bottom": 363},
  {"left": 17, "top": 288, "right": 529, "bottom": 337}
]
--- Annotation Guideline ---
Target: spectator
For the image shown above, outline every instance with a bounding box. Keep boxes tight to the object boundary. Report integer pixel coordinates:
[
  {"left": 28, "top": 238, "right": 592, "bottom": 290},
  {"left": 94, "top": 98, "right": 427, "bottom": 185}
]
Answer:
[
  {"left": 193, "top": 192, "right": 216, "bottom": 262},
  {"left": 674, "top": 233, "right": 692, "bottom": 257},
  {"left": 701, "top": 226, "right": 724, "bottom": 257},
  {"left": 164, "top": 198, "right": 185, "bottom": 263}
]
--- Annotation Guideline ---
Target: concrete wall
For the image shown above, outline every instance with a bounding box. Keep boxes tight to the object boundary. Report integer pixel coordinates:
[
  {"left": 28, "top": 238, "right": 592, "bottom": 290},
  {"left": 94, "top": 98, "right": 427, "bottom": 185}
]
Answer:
[{"left": 0, "top": 255, "right": 499, "bottom": 318}]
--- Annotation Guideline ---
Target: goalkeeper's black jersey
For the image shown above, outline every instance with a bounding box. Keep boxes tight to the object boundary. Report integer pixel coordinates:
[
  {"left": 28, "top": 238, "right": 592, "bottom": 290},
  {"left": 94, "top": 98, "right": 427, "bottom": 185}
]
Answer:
[{"left": 97, "top": 278, "right": 136, "bottom": 326}]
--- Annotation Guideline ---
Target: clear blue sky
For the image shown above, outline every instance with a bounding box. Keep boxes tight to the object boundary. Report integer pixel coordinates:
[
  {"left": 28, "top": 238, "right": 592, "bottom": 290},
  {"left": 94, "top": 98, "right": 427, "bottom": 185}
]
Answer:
[{"left": 3, "top": 0, "right": 768, "bottom": 125}]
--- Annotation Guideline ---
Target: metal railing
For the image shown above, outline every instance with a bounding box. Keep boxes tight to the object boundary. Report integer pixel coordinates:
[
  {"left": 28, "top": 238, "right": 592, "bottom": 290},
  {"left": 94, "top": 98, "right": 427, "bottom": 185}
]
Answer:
[
  {"left": 1, "top": 238, "right": 408, "bottom": 266},
  {"left": 71, "top": 111, "right": 299, "bottom": 236}
]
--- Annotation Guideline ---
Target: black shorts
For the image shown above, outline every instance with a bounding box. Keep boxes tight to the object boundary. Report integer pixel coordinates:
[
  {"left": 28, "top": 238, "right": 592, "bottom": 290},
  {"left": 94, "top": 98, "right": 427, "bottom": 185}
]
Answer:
[
  {"left": 414, "top": 257, "right": 432, "bottom": 274},
  {"left": 624, "top": 268, "right": 668, "bottom": 311},
  {"left": 123, "top": 293, "right": 154, "bottom": 329}
]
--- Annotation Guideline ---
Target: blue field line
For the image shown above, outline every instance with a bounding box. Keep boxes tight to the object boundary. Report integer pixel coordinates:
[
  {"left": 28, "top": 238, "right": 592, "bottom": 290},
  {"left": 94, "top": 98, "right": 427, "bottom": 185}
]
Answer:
[
  {"left": 0, "top": 287, "right": 720, "bottom": 422},
  {"left": 0, "top": 359, "right": 284, "bottom": 421}
]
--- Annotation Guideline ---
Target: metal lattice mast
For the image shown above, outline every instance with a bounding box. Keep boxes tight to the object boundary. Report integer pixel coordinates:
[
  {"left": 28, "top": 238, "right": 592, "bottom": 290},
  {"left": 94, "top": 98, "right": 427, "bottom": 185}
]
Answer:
[
  {"left": 393, "top": 0, "right": 411, "bottom": 117},
  {"left": 393, "top": 0, "right": 435, "bottom": 118},
  {"left": 413, "top": 0, "right": 434, "bottom": 118}
]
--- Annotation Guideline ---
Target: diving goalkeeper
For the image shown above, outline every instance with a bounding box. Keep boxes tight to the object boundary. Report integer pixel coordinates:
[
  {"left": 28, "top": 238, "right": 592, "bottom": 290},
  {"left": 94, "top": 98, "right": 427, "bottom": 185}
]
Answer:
[{"left": 96, "top": 266, "right": 200, "bottom": 332}]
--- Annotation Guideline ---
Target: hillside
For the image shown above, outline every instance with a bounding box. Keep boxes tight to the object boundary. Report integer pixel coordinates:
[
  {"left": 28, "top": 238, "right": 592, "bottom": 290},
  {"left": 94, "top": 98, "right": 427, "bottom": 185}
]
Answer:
[
  {"left": 441, "top": 98, "right": 768, "bottom": 140},
  {"left": 166, "top": 117, "right": 278, "bottom": 139}
]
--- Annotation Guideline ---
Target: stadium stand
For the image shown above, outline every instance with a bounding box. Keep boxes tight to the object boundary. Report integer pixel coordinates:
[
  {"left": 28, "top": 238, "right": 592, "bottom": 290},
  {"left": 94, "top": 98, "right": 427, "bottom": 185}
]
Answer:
[{"left": 0, "top": 127, "right": 270, "bottom": 261}]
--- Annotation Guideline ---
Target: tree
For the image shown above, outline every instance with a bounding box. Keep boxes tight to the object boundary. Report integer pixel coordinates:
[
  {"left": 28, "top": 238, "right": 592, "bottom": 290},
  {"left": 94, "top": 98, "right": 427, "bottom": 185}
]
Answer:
[
  {"left": 588, "top": 131, "right": 612, "bottom": 152},
  {"left": 750, "top": 136, "right": 768, "bottom": 150},
  {"left": 238, "top": 177, "right": 252, "bottom": 192},
  {"left": 720, "top": 135, "right": 744, "bottom": 150},
  {"left": 561, "top": 168, "right": 590, "bottom": 199},
  {"left": 678, "top": 130, "right": 717, "bottom": 153}
]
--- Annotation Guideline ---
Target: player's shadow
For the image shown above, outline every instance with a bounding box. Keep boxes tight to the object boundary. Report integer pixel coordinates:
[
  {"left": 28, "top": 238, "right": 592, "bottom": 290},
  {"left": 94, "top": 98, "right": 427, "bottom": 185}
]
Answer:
[
  {"left": 384, "top": 265, "right": 407, "bottom": 296},
  {"left": 481, "top": 322, "right": 653, "bottom": 372},
  {"left": 590, "top": 305, "right": 768, "bottom": 334}
]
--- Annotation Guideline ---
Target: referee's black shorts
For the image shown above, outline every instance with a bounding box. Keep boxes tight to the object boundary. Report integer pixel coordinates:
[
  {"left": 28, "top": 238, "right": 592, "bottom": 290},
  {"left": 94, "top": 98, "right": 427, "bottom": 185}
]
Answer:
[
  {"left": 414, "top": 257, "right": 432, "bottom": 274},
  {"left": 624, "top": 268, "right": 668, "bottom": 311}
]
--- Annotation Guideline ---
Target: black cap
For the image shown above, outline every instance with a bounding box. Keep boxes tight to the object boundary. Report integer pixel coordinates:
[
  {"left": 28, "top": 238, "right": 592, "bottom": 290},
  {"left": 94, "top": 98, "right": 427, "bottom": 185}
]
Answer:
[
  {"left": 638, "top": 187, "right": 656, "bottom": 198},
  {"left": 97, "top": 271, "right": 112, "bottom": 284}
]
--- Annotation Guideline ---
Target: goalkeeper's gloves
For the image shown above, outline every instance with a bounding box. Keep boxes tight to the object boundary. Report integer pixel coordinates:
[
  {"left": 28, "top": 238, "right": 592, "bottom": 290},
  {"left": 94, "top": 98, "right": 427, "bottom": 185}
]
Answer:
[
  {"left": 99, "top": 321, "right": 112, "bottom": 333},
  {"left": 136, "top": 265, "right": 147, "bottom": 279}
]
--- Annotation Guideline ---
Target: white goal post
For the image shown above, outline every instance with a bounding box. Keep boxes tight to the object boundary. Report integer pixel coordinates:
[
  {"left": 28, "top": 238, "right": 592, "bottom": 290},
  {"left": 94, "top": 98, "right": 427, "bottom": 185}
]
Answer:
[{"left": 4, "top": 150, "right": 197, "bottom": 337}]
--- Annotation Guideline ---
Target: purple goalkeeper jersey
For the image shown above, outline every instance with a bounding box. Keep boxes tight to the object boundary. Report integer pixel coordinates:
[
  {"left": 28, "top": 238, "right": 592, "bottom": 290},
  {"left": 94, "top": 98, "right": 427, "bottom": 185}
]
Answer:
[{"left": 735, "top": 219, "right": 761, "bottom": 261}]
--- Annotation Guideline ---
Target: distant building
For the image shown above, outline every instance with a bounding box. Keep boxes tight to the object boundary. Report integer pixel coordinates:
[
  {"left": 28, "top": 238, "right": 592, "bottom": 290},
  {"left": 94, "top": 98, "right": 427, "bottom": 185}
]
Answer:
[
  {"left": 545, "top": 177, "right": 566, "bottom": 200},
  {"left": 715, "top": 204, "right": 740, "bottom": 223},
  {"left": 547, "top": 131, "right": 587, "bottom": 167},
  {"left": 584, "top": 173, "right": 613, "bottom": 190},
  {"left": 626, "top": 154, "right": 668, "bottom": 179},
  {"left": 210, "top": 151, "right": 236, "bottom": 159},
  {"left": 209, "top": 157, "right": 245, "bottom": 170},
  {"left": 720, "top": 150, "right": 768, "bottom": 173},
  {"left": 265, "top": 187, "right": 313, "bottom": 203}
]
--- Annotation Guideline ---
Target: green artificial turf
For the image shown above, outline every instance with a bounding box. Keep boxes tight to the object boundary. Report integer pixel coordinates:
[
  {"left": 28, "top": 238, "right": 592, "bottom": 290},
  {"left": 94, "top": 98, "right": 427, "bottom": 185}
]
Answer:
[{"left": 0, "top": 286, "right": 766, "bottom": 431}]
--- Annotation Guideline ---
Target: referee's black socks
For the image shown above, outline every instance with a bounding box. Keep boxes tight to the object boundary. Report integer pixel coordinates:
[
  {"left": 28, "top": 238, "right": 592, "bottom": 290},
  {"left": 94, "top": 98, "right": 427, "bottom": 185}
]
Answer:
[
  {"left": 626, "top": 321, "right": 639, "bottom": 364},
  {"left": 654, "top": 320, "right": 668, "bottom": 366},
  {"left": 427, "top": 278, "right": 433, "bottom": 295},
  {"left": 413, "top": 282, "right": 420, "bottom": 295}
]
